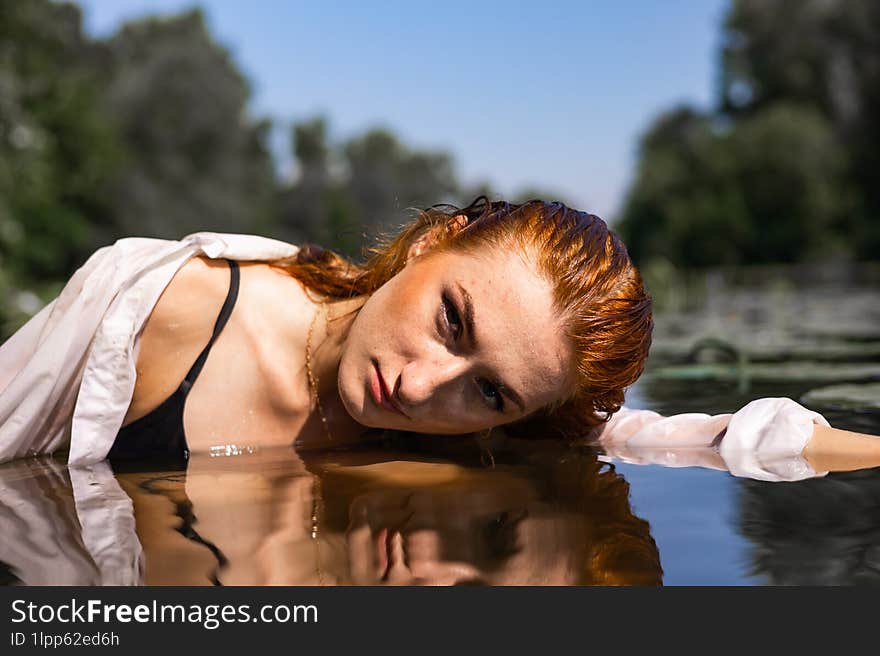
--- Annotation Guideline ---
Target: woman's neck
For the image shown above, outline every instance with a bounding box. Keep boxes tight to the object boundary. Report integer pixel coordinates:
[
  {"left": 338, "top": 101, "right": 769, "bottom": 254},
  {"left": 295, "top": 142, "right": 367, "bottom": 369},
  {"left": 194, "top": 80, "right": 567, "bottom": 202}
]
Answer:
[{"left": 304, "top": 295, "right": 371, "bottom": 445}]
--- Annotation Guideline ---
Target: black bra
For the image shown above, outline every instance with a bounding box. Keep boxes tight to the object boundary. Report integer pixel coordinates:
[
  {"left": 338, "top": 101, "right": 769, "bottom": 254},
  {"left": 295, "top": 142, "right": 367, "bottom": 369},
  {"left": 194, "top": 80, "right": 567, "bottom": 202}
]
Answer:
[{"left": 108, "top": 259, "right": 240, "bottom": 465}]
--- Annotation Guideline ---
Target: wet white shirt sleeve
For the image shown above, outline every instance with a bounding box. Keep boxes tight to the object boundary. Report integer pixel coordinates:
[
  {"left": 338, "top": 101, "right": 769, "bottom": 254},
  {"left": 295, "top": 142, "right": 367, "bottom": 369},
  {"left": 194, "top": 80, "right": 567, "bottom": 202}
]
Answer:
[
  {"left": 0, "top": 232, "right": 299, "bottom": 466},
  {"left": 597, "top": 397, "right": 832, "bottom": 482}
]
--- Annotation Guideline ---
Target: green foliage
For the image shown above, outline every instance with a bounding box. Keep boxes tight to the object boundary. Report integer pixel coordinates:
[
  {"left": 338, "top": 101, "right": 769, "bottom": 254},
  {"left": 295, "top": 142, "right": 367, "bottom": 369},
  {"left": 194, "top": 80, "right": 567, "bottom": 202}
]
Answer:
[
  {"left": 0, "top": 0, "right": 121, "bottom": 280},
  {"left": 100, "top": 9, "right": 276, "bottom": 242},
  {"left": 620, "top": 104, "right": 851, "bottom": 267},
  {"left": 276, "top": 119, "right": 462, "bottom": 259},
  {"left": 0, "top": 2, "right": 517, "bottom": 337},
  {"left": 722, "top": 0, "right": 880, "bottom": 259},
  {"left": 343, "top": 128, "right": 458, "bottom": 233},
  {"left": 0, "top": 1, "right": 126, "bottom": 334},
  {"left": 619, "top": 0, "right": 880, "bottom": 268},
  {"left": 273, "top": 117, "right": 563, "bottom": 260}
]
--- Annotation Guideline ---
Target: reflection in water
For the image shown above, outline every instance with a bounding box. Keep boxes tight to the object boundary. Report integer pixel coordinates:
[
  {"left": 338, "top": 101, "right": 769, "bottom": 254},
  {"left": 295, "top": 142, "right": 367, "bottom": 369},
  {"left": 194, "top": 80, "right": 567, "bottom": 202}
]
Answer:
[
  {"left": 0, "top": 441, "right": 662, "bottom": 586},
  {"left": 737, "top": 469, "right": 880, "bottom": 585},
  {"left": 0, "top": 458, "right": 142, "bottom": 585}
]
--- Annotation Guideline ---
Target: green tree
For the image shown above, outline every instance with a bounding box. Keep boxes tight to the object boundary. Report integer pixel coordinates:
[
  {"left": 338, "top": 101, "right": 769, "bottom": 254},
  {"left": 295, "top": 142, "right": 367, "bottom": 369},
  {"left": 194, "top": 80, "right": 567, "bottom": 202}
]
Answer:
[
  {"left": 618, "top": 107, "right": 751, "bottom": 267},
  {"left": 727, "top": 104, "right": 851, "bottom": 262},
  {"left": 275, "top": 116, "right": 364, "bottom": 255},
  {"left": 721, "top": 0, "right": 880, "bottom": 258},
  {"left": 618, "top": 104, "right": 850, "bottom": 267},
  {"left": 100, "top": 9, "right": 275, "bottom": 243},
  {"left": 342, "top": 128, "right": 458, "bottom": 236},
  {"left": 619, "top": 0, "right": 876, "bottom": 267},
  {"left": 276, "top": 119, "right": 461, "bottom": 258},
  {"left": 0, "top": 0, "right": 120, "bottom": 280}
]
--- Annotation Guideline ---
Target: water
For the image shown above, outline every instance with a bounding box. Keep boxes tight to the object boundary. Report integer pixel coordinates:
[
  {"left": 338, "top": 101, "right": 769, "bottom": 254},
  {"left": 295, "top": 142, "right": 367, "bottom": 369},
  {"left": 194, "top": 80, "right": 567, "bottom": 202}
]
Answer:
[
  {"left": 620, "top": 266, "right": 880, "bottom": 585},
  {"left": 1, "top": 389, "right": 878, "bottom": 586},
  {"left": 0, "top": 440, "right": 663, "bottom": 586},
  {"left": 1, "top": 273, "right": 879, "bottom": 585}
]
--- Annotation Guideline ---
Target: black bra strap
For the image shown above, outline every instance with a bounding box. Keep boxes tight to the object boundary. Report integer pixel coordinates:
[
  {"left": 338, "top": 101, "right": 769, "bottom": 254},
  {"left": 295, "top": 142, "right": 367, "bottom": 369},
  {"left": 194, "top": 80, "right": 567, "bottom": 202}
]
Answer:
[{"left": 183, "top": 259, "right": 240, "bottom": 385}]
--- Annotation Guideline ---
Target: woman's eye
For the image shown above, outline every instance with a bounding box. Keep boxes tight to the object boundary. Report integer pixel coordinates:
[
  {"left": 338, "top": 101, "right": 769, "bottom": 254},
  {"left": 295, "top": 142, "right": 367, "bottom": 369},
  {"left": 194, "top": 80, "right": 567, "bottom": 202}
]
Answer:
[
  {"left": 483, "top": 510, "right": 525, "bottom": 559},
  {"left": 477, "top": 378, "right": 505, "bottom": 412},
  {"left": 440, "top": 294, "right": 504, "bottom": 414},
  {"left": 488, "top": 511, "right": 509, "bottom": 532},
  {"left": 442, "top": 295, "right": 462, "bottom": 339}
]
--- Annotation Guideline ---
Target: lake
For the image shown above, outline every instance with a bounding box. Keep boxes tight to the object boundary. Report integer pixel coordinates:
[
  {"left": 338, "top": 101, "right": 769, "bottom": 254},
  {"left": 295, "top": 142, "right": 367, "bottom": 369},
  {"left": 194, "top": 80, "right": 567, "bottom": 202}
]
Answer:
[{"left": 1, "top": 270, "right": 878, "bottom": 586}]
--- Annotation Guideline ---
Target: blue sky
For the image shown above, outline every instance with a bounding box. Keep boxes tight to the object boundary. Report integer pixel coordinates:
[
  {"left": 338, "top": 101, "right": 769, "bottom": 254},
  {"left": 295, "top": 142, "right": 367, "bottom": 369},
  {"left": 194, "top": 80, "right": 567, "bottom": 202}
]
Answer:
[{"left": 77, "top": 0, "right": 728, "bottom": 220}]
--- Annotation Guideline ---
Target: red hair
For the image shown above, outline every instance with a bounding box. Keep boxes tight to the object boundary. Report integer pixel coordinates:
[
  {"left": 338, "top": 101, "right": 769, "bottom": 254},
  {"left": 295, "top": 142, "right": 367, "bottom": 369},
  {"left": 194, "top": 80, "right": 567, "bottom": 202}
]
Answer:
[
  {"left": 275, "top": 197, "right": 653, "bottom": 438},
  {"left": 548, "top": 454, "right": 662, "bottom": 586}
]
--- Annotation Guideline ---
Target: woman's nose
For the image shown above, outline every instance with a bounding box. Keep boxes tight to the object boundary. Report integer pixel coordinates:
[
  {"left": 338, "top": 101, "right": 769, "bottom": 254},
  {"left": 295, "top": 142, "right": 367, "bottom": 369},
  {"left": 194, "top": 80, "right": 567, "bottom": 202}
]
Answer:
[
  {"left": 397, "top": 357, "right": 467, "bottom": 407},
  {"left": 404, "top": 529, "right": 483, "bottom": 585}
]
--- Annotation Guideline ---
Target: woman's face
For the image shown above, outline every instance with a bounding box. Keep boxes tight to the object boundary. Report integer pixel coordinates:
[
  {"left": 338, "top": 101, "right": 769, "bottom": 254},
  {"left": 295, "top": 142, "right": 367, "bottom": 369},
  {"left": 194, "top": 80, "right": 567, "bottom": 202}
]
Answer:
[
  {"left": 337, "top": 247, "right": 573, "bottom": 434},
  {"left": 343, "top": 463, "right": 585, "bottom": 585}
]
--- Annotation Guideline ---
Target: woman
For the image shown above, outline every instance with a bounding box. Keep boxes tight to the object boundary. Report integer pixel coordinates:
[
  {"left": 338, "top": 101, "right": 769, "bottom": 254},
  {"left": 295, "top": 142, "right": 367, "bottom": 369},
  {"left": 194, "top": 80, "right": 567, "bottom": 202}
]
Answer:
[
  {"left": 0, "top": 441, "right": 662, "bottom": 586},
  {"left": 0, "top": 197, "right": 876, "bottom": 475}
]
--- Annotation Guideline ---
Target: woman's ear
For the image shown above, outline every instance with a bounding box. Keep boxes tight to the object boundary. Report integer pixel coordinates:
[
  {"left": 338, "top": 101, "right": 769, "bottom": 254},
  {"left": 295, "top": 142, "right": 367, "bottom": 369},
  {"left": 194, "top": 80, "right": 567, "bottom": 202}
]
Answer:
[{"left": 406, "top": 214, "right": 469, "bottom": 261}]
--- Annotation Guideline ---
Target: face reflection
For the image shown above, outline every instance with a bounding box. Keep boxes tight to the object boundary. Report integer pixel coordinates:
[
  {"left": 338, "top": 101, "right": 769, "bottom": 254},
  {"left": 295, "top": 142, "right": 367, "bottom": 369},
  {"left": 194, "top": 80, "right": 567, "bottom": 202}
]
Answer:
[
  {"left": 337, "top": 248, "right": 573, "bottom": 434},
  {"left": 343, "top": 463, "right": 585, "bottom": 585}
]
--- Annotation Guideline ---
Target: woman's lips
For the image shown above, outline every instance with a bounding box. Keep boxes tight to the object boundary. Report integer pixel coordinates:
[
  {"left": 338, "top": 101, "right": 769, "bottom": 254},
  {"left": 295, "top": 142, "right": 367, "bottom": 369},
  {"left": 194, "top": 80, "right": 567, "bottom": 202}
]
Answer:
[
  {"left": 377, "top": 527, "right": 409, "bottom": 582},
  {"left": 376, "top": 527, "right": 389, "bottom": 577},
  {"left": 370, "top": 360, "right": 407, "bottom": 418}
]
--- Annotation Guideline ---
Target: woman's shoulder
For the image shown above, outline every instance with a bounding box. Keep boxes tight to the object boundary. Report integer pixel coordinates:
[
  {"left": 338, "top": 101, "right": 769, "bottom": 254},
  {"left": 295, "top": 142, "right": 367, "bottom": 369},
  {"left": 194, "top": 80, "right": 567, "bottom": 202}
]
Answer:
[
  {"left": 145, "top": 256, "right": 234, "bottom": 336},
  {"left": 124, "top": 257, "right": 235, "bottom": 422},
  {"left": 137, "top": 256, "right": 314, "bottom": 368},
  {"left": 125, "top": 254, "right": 313, "bottom": 426}
]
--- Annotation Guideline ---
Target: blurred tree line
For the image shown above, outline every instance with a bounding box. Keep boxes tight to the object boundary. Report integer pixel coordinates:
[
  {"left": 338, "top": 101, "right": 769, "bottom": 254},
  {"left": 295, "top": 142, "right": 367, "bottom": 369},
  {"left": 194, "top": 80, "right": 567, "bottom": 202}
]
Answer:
[
  {"left": 0, "top": 1, "right": 564, "bottom": 337},
  {"left": 617, "top": 0, "right": 880, "bottom": 270}
]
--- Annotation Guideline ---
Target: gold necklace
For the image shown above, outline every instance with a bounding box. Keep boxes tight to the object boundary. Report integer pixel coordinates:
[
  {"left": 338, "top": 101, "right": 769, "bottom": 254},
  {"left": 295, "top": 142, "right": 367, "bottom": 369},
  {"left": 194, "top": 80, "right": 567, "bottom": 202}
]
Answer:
[
  {"left": 311, "top": 476, "right": 326, "bottom": 585},
  {"left": 305, "top": 303, "right": 334, "bottom": 442}
]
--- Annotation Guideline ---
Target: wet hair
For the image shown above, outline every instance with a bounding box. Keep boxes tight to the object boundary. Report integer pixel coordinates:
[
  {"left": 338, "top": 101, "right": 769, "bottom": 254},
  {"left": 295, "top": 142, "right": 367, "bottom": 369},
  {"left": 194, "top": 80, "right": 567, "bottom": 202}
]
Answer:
[
  {"left": 303, "top": 439, "right": 663, "bottom": 586},
  {"left": 548, "top": 453, "right": 663, "bottom": 586},
  {"left": 469, "top": 438, "right": 663, "bottom": 586},
  {"left": 276, "top": 196, "right": 653, "bottom": 438}
]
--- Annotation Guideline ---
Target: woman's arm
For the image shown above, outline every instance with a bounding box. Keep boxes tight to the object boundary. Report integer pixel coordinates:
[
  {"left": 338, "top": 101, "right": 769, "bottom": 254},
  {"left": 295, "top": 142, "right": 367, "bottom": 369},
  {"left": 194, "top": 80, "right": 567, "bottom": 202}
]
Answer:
[
  {"left": 598, "top": 397, "right": 879, "bottom": 481},
  {"left": 803, "top": 424, "right": 880, "bottom": 474}
]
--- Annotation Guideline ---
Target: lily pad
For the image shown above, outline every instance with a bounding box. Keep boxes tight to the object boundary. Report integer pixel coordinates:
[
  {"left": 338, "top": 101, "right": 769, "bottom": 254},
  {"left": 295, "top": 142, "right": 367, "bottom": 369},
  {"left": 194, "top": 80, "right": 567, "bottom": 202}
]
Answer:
[
  {"left": 649, "top": 336, "right": 880, "bottom": 364},
  {"left": 800, "top": 383, "right": 880, "bottom": 411},
  {"left": 644, "top": 362, "right": 880, "bottom": 384}
]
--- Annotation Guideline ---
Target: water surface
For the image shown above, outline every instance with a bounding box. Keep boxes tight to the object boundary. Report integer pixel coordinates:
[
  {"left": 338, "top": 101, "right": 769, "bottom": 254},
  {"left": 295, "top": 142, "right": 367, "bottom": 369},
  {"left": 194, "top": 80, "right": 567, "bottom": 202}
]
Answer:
[
  {"left": 1, "top": 405, "right": 879, "bottom": 586},
  {"left": 2, "top": 275, "right": 879, "bottom": 585}
]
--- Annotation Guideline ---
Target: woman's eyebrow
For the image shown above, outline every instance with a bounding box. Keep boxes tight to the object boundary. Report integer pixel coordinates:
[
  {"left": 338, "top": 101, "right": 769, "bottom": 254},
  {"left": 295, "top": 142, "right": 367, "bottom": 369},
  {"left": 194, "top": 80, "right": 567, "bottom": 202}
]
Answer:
[
  {"left": 455, "top": 282, "right": 478, "bottom": 349},
  {"left": 455, "top": 282, "right": 526, "bottom": 413}
]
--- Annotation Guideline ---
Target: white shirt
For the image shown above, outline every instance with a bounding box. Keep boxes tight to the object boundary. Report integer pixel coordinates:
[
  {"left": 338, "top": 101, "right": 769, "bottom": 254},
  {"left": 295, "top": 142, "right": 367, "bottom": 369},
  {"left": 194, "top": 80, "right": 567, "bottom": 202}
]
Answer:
[
  {"left": 0, "top": 232, "right": 830, "bottom": 480},
  {"left": 0, "top": 232, "right": 299, "bottom": 465},
  {"left": 596, "top": 398, "right": 830, "bottom": 482}
]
